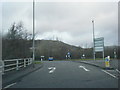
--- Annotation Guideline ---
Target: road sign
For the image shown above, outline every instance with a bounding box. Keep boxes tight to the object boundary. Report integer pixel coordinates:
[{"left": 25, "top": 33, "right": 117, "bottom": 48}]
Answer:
[
  {"left": 94, "top": 37, "right": 104, "bottom": 41},
  {"left": 67, "top": 52, "right": 70, "bottom": 55},
  {"left": 48, "top": 57, "right": 53, "bottom": 61},
  {"left": 41, "top": 56, "right": 44, "bottom": 58},
  {"left": 94, "top": 44, "right": 103, "bottom": 47},
  {"left": 94, "top": 37, "right": 104, "bottom": 52},
  {"left": 66, "top": 52, "right": 71, "bottom": 59},
  {"left": 95, "top": 47, "right": 104, "bottom": 52},
  {"left": 94, "top": 37, "right": 104, "bottom": 60},
  {"left": 41, "top": 56, "right": 45, "bottom": 61}
]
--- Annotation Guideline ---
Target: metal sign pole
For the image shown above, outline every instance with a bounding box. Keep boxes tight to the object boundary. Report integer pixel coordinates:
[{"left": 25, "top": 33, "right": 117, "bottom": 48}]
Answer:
[{"left": 103, "top": 38, "right": 104, "bottom": 60}]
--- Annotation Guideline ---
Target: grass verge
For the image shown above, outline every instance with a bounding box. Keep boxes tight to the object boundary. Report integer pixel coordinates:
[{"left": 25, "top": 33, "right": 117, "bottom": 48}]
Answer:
[{"left": 33, "top": 61, "right": 42, "bottom": 64}]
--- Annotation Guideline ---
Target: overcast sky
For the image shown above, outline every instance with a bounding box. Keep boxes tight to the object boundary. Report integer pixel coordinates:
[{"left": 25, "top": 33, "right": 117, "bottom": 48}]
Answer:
[{"left": 1, "top": 0, "right": 118, "bottom": 47}]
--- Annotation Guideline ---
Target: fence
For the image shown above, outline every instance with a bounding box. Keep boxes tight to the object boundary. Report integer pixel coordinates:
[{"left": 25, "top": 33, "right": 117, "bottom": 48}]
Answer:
[
  {"left": 0, "top": 66, "right": 2, "bottom": 73},
  {"left": 1, "top": 58, "right": 33, "bottom": 74}
]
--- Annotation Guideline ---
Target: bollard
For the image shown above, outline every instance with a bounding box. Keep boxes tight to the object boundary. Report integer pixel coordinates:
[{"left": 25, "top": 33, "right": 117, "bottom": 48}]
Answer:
[{"left": 105, "top": 56, "right": 110, "bottom": 68}]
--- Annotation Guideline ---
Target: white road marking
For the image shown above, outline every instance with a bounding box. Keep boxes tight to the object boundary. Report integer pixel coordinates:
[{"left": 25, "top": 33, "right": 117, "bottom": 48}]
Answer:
[
  {"left": 48, "top": 67, "right": 52, "bottom": 70},
  {"left": 48, "top": 67, "right": 56, "bottom": 73},
  {"left": 116, "top": 69, "right": 120, "bottom": 73},
  {"left": 79, "top": 66, "right": 90, "bottom": 71},
  {"left": 4, "top": 82, "right": 16, "bottom": 89},
  {"left": 102, "top": 70, "right": 118, "bottom": 79}
]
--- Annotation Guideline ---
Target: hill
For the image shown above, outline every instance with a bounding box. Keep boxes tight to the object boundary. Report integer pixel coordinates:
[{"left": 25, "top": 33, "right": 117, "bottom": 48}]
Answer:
[
  {"left": 34, "top": 40, "right": 118, "bottom": 60},
  {"left": 34, "top": 40, "right": 84, "bottom": 60}
]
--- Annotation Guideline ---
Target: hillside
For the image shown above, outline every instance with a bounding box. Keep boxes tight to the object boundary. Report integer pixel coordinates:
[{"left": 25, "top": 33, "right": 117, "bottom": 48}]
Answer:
[
  {"left": 34, "top": 40, "right": 84, "bottom": 60},
  {"left": 2, "top": 37, "right": 118, "bottom": 60},
  {"left": 34, "top": 40, "right": 118, "bottom": 60}
]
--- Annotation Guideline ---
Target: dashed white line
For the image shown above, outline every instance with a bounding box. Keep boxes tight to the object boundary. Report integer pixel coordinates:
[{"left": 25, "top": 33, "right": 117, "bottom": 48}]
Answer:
[
  {"left": 79, "top": 66, "right": 90, "bottom": 71},
  {"left": 102, "top": 70, "right": 118, "bottom": 79},
  {"left": 4, "top": 82, "right": 17, "bottom": 89}
]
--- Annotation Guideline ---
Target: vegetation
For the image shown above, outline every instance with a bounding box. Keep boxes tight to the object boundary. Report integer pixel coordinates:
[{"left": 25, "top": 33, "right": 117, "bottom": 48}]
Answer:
[
  {"left": 2, "top": 22, "right": 32, "bottom": 60},
  {"left": 34, "top": 40, "right": 118, "bottom": 60},
  {"left": 33, "top": 61, "right": 41, "bottom": 64},
  {"left": 2, "top": 22, "right": 119, "bottom": 60}
]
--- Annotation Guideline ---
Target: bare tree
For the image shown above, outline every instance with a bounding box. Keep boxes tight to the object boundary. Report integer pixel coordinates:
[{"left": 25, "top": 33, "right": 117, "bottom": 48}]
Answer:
[{"left": 2, "top": 22, "right": 32, "bottom": 60}]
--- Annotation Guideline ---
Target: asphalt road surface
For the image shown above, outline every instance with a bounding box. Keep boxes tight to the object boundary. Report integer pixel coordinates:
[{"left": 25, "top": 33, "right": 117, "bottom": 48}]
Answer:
[{"left": 8, "top": 61, "right": 118, "bottom": 88}]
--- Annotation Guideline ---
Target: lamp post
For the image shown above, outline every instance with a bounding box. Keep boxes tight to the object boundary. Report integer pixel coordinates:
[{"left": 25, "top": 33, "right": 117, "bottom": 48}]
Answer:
[
  {"left": 32, "top": 0, "right": 35, "bottom": 67},
  {"left": 114, "top": 48, "right": 117, "bottom": 59},
  {"left": 92, "top": 20, "right": 95, "bottom": 60}
]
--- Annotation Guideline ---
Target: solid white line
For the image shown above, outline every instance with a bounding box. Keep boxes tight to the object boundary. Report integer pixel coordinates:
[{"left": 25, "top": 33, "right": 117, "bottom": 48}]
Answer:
[
  {"left": 102, "top": 70, "right": 118, "bottom": 79},
  {"left": 79, "top": 66, "right": 90, "bottom": 71},
  {"left": 4, "top": 82, "right": 16, "bottom": 89}
]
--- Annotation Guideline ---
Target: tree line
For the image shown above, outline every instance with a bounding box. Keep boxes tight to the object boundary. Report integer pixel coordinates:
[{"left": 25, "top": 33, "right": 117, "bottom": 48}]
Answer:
[
  {"left": 2, "top": 22, "right": 119, "bottom": 60},
  {"left": 2, "top": 22, "right": 33, "bottom": 60}
]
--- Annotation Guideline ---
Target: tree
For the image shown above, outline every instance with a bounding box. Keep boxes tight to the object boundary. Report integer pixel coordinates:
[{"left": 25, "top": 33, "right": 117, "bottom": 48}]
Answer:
[{"left": 2, "top": 22, "right": 32, "bottom": 60}]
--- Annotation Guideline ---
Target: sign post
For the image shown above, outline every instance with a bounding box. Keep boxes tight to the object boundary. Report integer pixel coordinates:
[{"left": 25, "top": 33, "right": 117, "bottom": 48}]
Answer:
[
  {"left": 94, "top": 37, "right": 104, "bottom": 60},
  {"left": 66, "top": 51, "right": 71, "bottom": 59},
  {"left": 41, "top": 56, "right": 44, "bottom": 61}
]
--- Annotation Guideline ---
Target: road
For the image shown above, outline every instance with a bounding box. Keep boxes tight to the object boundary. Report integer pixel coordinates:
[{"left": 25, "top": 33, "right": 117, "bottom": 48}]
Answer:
[{"left": 8, "top": 61, "right": 118, "bottom": 88}]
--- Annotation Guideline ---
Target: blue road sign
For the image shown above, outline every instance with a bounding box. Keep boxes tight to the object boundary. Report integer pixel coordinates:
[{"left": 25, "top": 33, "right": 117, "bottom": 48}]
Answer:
[{"left": 67, "top": 52, "right": 70, "bottom": 55}]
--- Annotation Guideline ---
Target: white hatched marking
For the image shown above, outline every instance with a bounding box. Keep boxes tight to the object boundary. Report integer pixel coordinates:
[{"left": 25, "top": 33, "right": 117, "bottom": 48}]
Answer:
[
  {"left": 102, "top": 70, "right": 118, "bottom": 79},
  {"left": 116, "top": 69, "right": 120, "bottom": 73}
]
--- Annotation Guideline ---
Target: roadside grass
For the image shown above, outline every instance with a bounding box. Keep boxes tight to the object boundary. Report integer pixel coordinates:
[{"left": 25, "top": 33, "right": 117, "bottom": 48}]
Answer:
[
  {"left": 73, "top": 58, "right": 104, "bottom": 61},
  {"left": 33, "top": 60, "right": 42, "bottom": 64},
  {"left": 51, "top": 58, "right": 105, "bottom": 61},
  {"left": 35, "top": 58, "right": 105, "bottom": 61},
  {"left": 33, "top": 58, "right": 116, "bottom": 62},
  {"left": 58, "top": 58, "right": 104, "bottom": 61}
]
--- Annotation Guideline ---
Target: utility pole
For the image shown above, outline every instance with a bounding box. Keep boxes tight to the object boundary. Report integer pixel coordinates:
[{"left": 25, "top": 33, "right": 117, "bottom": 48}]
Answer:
[
  {"left": 114, "top": 48, "right": 117, "bottom": 59},
  {"left": 32, "top": 0, "right": 35, "bottom": 67},
  {"left": 92, "top": 20, "right": 95, "bottom": 60}
]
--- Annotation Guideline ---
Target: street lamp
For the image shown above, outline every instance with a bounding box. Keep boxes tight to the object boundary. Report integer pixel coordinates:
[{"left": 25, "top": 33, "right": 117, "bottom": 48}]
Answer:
[
  {"left": 114, "top": 48, "right": 117, "bottom": 59},
  {"left": 92, "top": 20, "right": 95, "bottom": 60},
  {"left": 32, "top": 0, "right": 35, "bottom": 67}
]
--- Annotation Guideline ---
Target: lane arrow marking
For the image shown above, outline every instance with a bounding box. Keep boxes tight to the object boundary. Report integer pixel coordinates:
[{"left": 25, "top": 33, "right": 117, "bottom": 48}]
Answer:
[
  {"left": 48, "top": 67, "right": 56, "bottom": 73},
  {"left": 79, "top": 66, "right": 90, "bottom": 71}
]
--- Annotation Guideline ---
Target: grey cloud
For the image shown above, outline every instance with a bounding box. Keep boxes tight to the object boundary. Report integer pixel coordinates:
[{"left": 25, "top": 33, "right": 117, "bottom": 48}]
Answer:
[
  {"left": 2, "top": 2, "right": 33, "bottom": 34},
  {"left": 2, "top": 2, "right": 118, "bottom": 46}
]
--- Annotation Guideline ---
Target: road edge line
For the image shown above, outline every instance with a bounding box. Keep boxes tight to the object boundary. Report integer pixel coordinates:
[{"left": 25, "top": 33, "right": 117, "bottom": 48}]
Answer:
[{"left": 4, "top": 82, "right": 17, "bottom": 89}]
